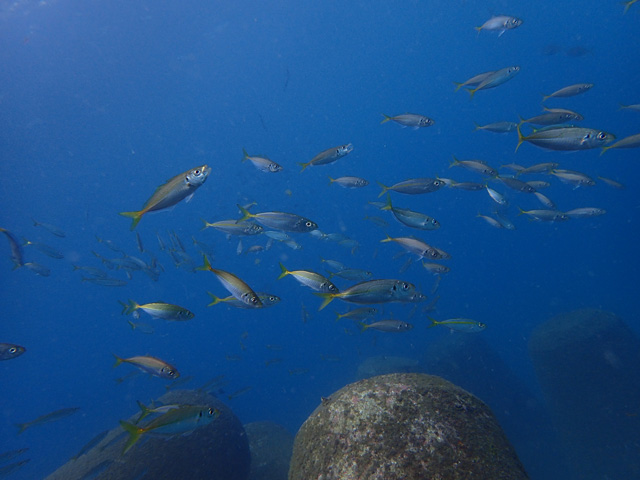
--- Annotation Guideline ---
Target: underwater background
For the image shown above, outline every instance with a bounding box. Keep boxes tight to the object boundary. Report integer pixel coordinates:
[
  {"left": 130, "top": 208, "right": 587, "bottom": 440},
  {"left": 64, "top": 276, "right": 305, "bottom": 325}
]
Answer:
[{"left": 1, "top": 1, "right": 639, "bottom": 478}]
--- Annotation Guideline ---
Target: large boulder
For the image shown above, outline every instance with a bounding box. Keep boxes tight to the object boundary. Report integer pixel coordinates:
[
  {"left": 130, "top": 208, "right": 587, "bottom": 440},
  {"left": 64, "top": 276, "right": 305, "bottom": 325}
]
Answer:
[
  {"left": 245, "top": 421, "right": 294, "bottom": 480},
  {"left": 45, "top": 389, "right": 250, "bottom": 480},
  {"left": 289, "top": 373, "right": 528, "bottom": 480}
]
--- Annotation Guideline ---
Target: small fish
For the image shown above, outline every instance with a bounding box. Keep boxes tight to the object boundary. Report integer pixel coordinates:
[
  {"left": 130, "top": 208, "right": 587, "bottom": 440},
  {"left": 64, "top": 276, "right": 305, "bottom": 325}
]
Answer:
[
  {"left": 0, "top": 343, "right": 26, "bottom": 361},
  {"left": 380, "top": 113, "right": 435, "bottom": 129},
  {"left": 119, "top": 405, "right": 220, "bottom": 454},
  {"left": 564, "top": 207, "right": 606, "bottom": 218},
  {"left": 477, "top": 214, "right": 505, "bottom": 229},
  {"left": 519, "top": 111, "right": 582, "bottom": 125},
  {"left": 328, "top": 176, "right": 369, "bottom": 188},
  {"left": 22, "top": 239, "right": 64, "bottom": 259},
  {"left": 381, "top": 235, "right": 450, "bottom": 260},
  {"left": 542, "top": 83, "right": 593, "bottom": 101},
  {"left": 448, "top": 180, "right": 486, "bottom": 191},
  {"left": 516, "top": 124, "right": 615, "bottom": 152},
  {"left": 32, "top": 218, "right": 66, "bottom": 237},
  {"left": 0, "top": 459, "right": 30, "bottom": 477},
  {"left": 197, "top": 255, "right": 263, "bottom": 308},
  {"left": 421, "top": 262, "right": 450, "bottom": 274},
  {"left": 466, "top": 66, "right": 520, "bottom": 99},
  {"left": 518, "top": 208, "right": 569, "bottom": 222},
  {"left": 379, "top": 195, "right": 440, "bottom": 230},
  {"left": 496, "top": 176, "right": 536, "bottom": 193},
  {"left": 515, "top": 163, "right": 559, "bottom": 176},
  {"left": 0, "top": 228, "right": 24, "bottom": 268},
  {"left": 265, "top": 358, "right": 283, "bottom": 366},
  {"left": 227, "top": 386, "right": 253, "bottom": 400},
  {"left": 237, "top": 205, "right": 317, "bottom": 233},
  {"left": 474, "top": 121, "right": 518, "bottom": 133},
  {"left": 113, "top": 355, "right": 179, "bottom": 379},
  {"left": 119, "top": 300, "right": 194, "bottom": 321},
  {"left": 475, "top": 15, "right": 522, "bottom": 36},
  {"left": 600, "top": 132, "right": 640, "bottom": 155},
  {"left": 597, "top": 176, "right": 625, "bottom": 189},
  {"left": 619, "top": 103, "right": 640, "bottom": 111},
  {"left": 328, "top": 268, "right": 373, "bottom": 281},
  {"left": 623, "top": 0, "right": 639, "bottom": 14},
  {"left": 120, "top": 165, "right": 211, "bottom": 230},
  {"left": 485, "top": 186, "right": 508, "bottom": 205},
  {"left": 24, "top": 262, "right": 50, "bottom": 277},
  {"left": 453, "top": 70, "right": 495, "bottom": 92},
  {"left": 299, "top": 144, "right": 354, "bottom": 171},
  {"left": 135, "top": 232, "right": 144, "bottom": 253},
  {"left": 202, "top": 219, "right": 264, "bottom": 236},
  {"left": 16, "top": 407, "right": 80, "bottom": 434},
  {"left": 289, "top": 368, "right": 309, "bottom": 376},
  {"left": 127, "top": 320, "right": 155, "bottom": 334},
  {"left": 377, "top": 178, "right": 445, "bottom": 197},
  {"left": 0, "top": 448, "right": 28, "bottom": 463},
  {"left": 359, "top": 320, "right": 413, "bottom": 332},
  {"left": 364, "top": 215, "right": 389, "bottom": 228},
  {"left": 429, "top": 317, "right": 486, "bottom": 332},
  {"left": 450, "top": 156, "right": 498, "bottom": 176},
  {"left": 335, "top": 307, "right": 378, "bottom": 321},
  {"left": 525, "top": 180, "right": 551, "bottom": 190},
  {"left": 549, "top": 169, "right": 596, "bottom": 188},
  {"left": 278, "top": 263, "right": 339, "bottom": 293},
  {"left": 242, "top": 148, "right": 283, "bottom": 173},
  {"left": 134, "top": 401, "right": 182, "bottom": 425},
  {"left": 81, "top": 276, "right": 127, "bottom": 287},
  {"left": 315, "top": 279, "right": 419, "bottom": 310},
  {"left": 533, "top": 192, "right": 556, "bottom": 209}
]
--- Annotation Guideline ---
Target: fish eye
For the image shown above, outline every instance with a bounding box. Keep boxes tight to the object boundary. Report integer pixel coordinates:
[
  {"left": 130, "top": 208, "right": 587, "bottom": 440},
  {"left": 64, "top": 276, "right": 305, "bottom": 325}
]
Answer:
[
  {"left": 478, "top": 322, "right": 486, "bottom": 328},
  {"left": 597, "top": 132, "right": 607, "bottom": 140},
  {"left": 305, "top": 221, "right": 313, "bottom": 227},
  {"left": 194, "top": 170, "right": 201, "bottom": 175},
  {"left": 208, "top": 408, "right": 215, "bottom": 416},
  {"left": 167, "top": 370, "right": 176, "bottom": 377},
  {"left": 401, "top": 282, "right": 410, "bottom": 290},
  {"left": 431, "top": 219, "right": 438, "bottom": 225},
  {"left": 9, "top": 347, "right": 16, "bottom": 353},
  {"left": 269, "top": 296, "right": 277, "bottom": 302}
]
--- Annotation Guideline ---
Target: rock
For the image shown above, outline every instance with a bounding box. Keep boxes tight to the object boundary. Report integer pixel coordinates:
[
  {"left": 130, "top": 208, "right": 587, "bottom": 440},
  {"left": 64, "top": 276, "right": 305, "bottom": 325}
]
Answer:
[
  {"left": 245, "top": 421, "right": 294, "bottom": 480},
  {"left": 45, "top": 389, "right": 250, "bottom": 480},
  {"left": 289, "top": 373, "right": 528, "bottom": 480},
  {"left": 529, "top": 308, "right": 640, "bottom": 480},
  {"left": 356, "top": 355, "right": 423, "bottom": 380}
]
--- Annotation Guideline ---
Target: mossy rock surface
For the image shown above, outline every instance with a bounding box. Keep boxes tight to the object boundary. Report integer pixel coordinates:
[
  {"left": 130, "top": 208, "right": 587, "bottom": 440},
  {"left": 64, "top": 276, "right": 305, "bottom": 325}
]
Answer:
[{"left": 289, "top": 373, "right": 528, "bottom": 480}]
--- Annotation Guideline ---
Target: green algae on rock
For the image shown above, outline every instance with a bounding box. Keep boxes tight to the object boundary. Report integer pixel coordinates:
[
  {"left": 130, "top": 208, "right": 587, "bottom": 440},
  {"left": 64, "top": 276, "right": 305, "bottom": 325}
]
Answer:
[{"left": 289, "top": 373, "right": 528, "bottom": 480}]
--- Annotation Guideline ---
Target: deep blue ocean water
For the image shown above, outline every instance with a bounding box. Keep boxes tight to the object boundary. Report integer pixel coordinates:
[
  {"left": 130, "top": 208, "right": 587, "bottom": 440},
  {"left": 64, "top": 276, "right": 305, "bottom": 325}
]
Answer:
[{"left": 1, "top": 1, "right": 639, "bottom": 478}]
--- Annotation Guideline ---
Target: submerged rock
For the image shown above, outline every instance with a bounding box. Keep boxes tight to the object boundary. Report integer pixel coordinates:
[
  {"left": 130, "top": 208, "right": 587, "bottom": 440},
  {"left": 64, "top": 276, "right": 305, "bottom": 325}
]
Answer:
[
  {"left": 45, "top": 389, "right": 250, "bottom": 480},
  {"left": 529, "top": 308, "right": 640, "bottom": 480},
  {"left": 245, "top": 421, "right": 294, "bottom": 480},
  {"left": 289, "top": 373, "right": 528, "bottom": 480}
]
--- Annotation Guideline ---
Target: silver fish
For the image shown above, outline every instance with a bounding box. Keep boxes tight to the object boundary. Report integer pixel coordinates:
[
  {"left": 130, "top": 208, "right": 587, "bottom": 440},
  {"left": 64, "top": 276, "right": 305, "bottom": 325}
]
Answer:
[
  {"left": 467, "top": 66, "right": 520, "bottom": 99},
  {"left": 542, "top": 83, "right": 593, "bottom": 101},
  {"left": 516, "top": 124, "right": 615, "bottom": 152},
  {"left": 0, "top": 228, "right": 24, "bottom": 268},
  {"left": 242, "top": 148, "right": 283, "bottom": 173},
  {"left": 0, "top": 343, "right": 26, "bottom": 361},
  {"left": 359, "top": 320, "right": 413, "bottom": 332},
  {"left": 474, "top": 121, "right": 518, "bottom": 133},
  {"left": 328, "top": 176, "right": 369, "bottom": 188},
  {"left": 381, "top": 113, "right": 434, "bottom": 129},
  {"left": 377, "top": 178, "right": 445, "bottom": 197},
  {"left": 315, "top": 279, "right": 419, "bottom": 310},
  {"left": 475, "top": 15, "right": 523, "bottom": 36},
  {"left": 453, "top": 70, "right": 495, "bottom": 92},
  {"left": 237, "top": 205, "right": 317, "bottom": 233},
  {"left": 379, "top": 195, "right": 440, "bottom": 230},
  {"left": 564, "top": 207, "right": 606, "bottom": 218},
  {"left": 600, "top": 132, "right": 640, "bottom": 154},
  {"left": 299, "top": 144, "right": 353, "bottom": 171}
]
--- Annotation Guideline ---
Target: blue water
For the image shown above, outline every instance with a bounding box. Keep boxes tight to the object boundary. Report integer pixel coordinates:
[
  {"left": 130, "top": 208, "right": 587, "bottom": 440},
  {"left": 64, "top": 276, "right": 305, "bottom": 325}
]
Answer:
[{"left": 1, "top": 1, "right": 639, "bottom": 478}]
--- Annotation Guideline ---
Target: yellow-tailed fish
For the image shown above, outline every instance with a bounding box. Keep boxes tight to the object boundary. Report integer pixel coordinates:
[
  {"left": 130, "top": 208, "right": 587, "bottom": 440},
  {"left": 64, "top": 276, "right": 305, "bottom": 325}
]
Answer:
[
  {"left": 298, "top": 144, "right": 353, "bottom": 171},
  {"left": 377, "top": 178, "right": 445, "bottom": 197},
  {"left": 0, "top": 228, "right": 24, "bottom": 268},
  {"left": 450, "top": 156, "right": 498, "bottom": 176},
  {"left": 467, "top": 66, "right": 520, "bottom": 99},
  {"left": 328, "top": 176, "right": 369, "bottom": 188},
  {"left": 542, "top": 83, "right": 593, "bottom": 101},
  {"left": 314, "top": 279, "right": 418, "bottom": 310},
  {"left": 242, "top": 148, "right": 283, "bottom": 173},
  {"left": 206, "top": 291, "right": 280, "bottom": 308},
  {"left": 236, "top": 205, "right": 317, "bottom": 233},
  {"left": 380, "top": 113, "right": 434, "bottom": 129},
  {"left": 453, "top": 70, "right": 495, "bottom": 92},
  {"left": 0, "top": 343, "right": 26, "bottom": 361},
  {"left": 134, "top": 400, "right": 181, "bottom": 425},
  {"left": 16, "top": 407, "right": 80, "bottom": 434},
  {"left": 517, "top": 207, "right": 569, "bottom": 222},
  {"left": 380, "top": 194, "right": 440, "bottom": 230},
  {"left": 119, "top": 300, "right": 194, "bottom": 321},
  {"left": 381, "top": 235, "right": 450, "bottom": 260},
  {"left": 516, "top": 124, "right": 615, "bottom": 152},
  {"left": 474, "top": 121, "right": 518, "bottom": 133},
  {"left": 600, "top": 133, "right": 640, "bottom": 155},
  {"left": 359, "top": 320, "right": 413, "bottom": 332},
  {"left": 120, "top": 165, "right": 210, "bottom": 230},
  {"left": 31, "top": 218, "right": 66, "bottom": 237},
  {"left": 335, "top": 307, "right": 377, "bottom": 322},
  {"left": 428, "top": 317, "right": 486, "bottom": 333},
  {"left": 475, "top": 15, "right": 522, "bottom": 36},
  {"left": 278, "top": 263, "right": 338, "bottom": 293},
  {"left": 113, "top": 354, "right": 179, "bottom": 379},
  {"left": 197, "top": 255, "right": 262, "bottom": 308},
  {"left": 119, "top": 405, "right": 219, "bottom": 454}
]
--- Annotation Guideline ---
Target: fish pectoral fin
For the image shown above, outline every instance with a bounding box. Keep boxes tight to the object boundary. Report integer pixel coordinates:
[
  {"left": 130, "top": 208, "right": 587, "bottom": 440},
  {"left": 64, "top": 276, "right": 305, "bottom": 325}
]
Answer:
[{"left": 184, "top": 193, "right": 195, "bottom": 203}]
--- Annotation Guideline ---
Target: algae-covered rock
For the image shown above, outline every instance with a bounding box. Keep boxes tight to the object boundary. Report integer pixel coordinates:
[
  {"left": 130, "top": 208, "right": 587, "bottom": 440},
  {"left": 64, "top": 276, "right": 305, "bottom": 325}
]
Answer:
[
  {"left": 245, "top": 421, "right": 294, "bottom": 480},
  {"left": 289, "top": 373, "right": 528, "bottom": 480},
  {"left": 45, "top": 389, "right": 250, "bottom": 480}
]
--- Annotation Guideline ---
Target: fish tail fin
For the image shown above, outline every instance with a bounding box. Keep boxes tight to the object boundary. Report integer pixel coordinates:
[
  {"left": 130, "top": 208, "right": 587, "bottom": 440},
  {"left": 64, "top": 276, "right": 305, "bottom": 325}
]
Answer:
[
  {"left": 357, "top": 321, "right": 369, "bottom": 333},
  {"left": 380, "top": 114, "right": 392, "bottom": 124},
  {"left": 135, "top": 401, "right": 152, "bottom": 425},
  {"left": 468, "top": 87, "right": 477, "bottom": 99},
  {"left": 427, "top": 316, "right": 438, "bottom": 328},
  {"left": 297, "top": 162, "right": 309, "bottom": 172},
  {"left": 452, "top": 81, "right": 464, "bottom": 92},
  {"left": 119, "top": 420, "right": 144, "bottom": 455},
  {"left": 380, "top": 234, "right": 393, "bottom": 243},
  {"left": 473, "top": 122, "right": 481, "bottom": 131},
  {"left": 381, "top": 193, "right": 393, "bottom": 211},
  {"left": 206, "top": 291, "right": 223, "bottom": 306},
  {"left": 242, "top": 148, "right": 249, "bottom": 162},
  {"left": 600, "top": 146, "right": 611, "bottom": 156},
  {"left": 328, "top": 176, "right": 335, "bottom": 185},
  {"left": 376, "top": 181, "right": 389, "bottom": 198},
  {"left": 515, "top": 124, "right": 525, "bottom": 153},
  {"left": 623, "top": 1, "right": 632, "bottom": 14},
  {"left": 313, "top": 292, "right": 335, "bottom": 311},
  {"left": 517, "top": 207, "right": 527, "bottom": 216},
  {"left": 335, "top": 311, "right": 343, "bottom": 322},
  {"left": 196, "top": 254, "right": 213, "bottom": 272},
  {"left": 449, "top": 155, "right": 459, "bottom": 168},
  {"left": 236, "top": 204, "right": 253, "bottom": 223},
  {"left": 113, "top": 354, "right": 124, "bottom": 368},
  {"left": 120, "top": 299, "right": 138, "bottom": 316},
  {"left": 277, "top": 262, "right": 289, "bottom": 280},
  {"left": 474, "top": 26, "right": 482, "bottom": 34},
  {"left": 200, "top": 218, "right": 212, "bottom": 231},
  {"left": 127, "top": 320, "right": 137, "bottom": 330},
  {"left": 517, "top": 115, "right": 526, "bottom": 127},
  {"left": 541, "top": 93, "right": 550, "bottom": 102},
  {"left": 15, "top": 423, "right": 28, "bottom": 435},
  {"left": 119, "top": 211, "right": 143, "bottom": 231}
]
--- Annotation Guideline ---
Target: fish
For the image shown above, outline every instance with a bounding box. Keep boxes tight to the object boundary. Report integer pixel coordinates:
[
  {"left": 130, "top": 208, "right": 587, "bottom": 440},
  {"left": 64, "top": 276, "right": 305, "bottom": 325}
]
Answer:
[
  {"left": 81, "top": 276, "right": 127, "bottom": 287},
  {"left": 202, "top": 219, "right": 264, "bottom": 236},
  {"left": 327, "top": 268, "right": 373, "bottom": 281},
  {"left": 119, "top": 300, "right": 194, "bottom": 321},
  {"left": 429, "top": 318, "right": 486, "bottom": 332},
  {"left": 474, "top": 121, "right": 518, "bottom": 133},
  {"left": 335, "top": 307, "right": 378, "bottom": 321},
  {"left": 515, "top": 163, "right": 559, "bottom": 176},
  {"left": 314, "top": 279, "right": 419, "bottom": 310},
  {"left": 119, "top": 405, "right": 220, "bottom": 454},
  {"left": 485, "top": 186, "right": 508, "bottom": 205},
  {"left": 466, "top": 66, "right": 520, "bottom": 99},
  {"left": 421, "top": 262, "right": 451, "bottom": 274},
  {"left": 289, "top": 368, "right": 309, "bottom": 376},
  {"left": 542, "top": 83, "right": 593, "bottom": 101},
  {"left": 533, "top": 192, "right": 556, "bottom": 209},
  {"left": 475, "top": 15, "right": 523, "bottom": 36},
  {"left": 381, "top": 235, "right": 450, "bottom": 260},
  {"left": 24, "top": 262, "right": 50, "bottom": 276},
  {"left": 0, "top": 343, "right": 26, "bottom": 361},
  {"left": 477, "top": 214, "right": 505, "bottom": 229},
  {"left": 600, "top": 132, "right": 640, "bottom": 154},
  {"left": 376, "top": 178, "right": 445, "bottom": 197},
  {"left": 516, "top": 124, "right": 615, "bottom": 152},
  {"left": 363, "top": 215, "right": 388, "bottom": 228},
  {"left": 380, "top": 113, "right": 435, "bottom": 129},
  {"left": 564, "top": 207, "right": 606, "bottom": 218},
  {"left": 519, "top": 111, "right": 583, "bottom": 125},
  {"left": 299, "top": 144, "right": 354, "bottom": 171},
  {"left": 21, "top": 239, "right": 64, "bottom": 259},
  {"left": 278, "top": 263, "right": 339, "bottom": 293},
  {"left": 265, "top": 358, "right": 283, "bottom": 366},
  {"left": 328, "top": 176, "right": 369, "bottom": 188},
  {"left": 120, "top": 165, "right": 211, "bottom": 230},
  {"left": 450, "top": 157, "right": 498, "bottom": 176},
  {"left": 134, "top": 401, "right": 182, "bottom": 425},
  {"left": 379, "top": 195, "right": 440, "bottom": 230},
  {"left": 549, "top": 169, "right": 596, "bottom": 188},
  {"left": 623, "top": 0, "right": 639, "bottom": 14},
  {"left": 359, "top": 320, "right": 414, "bottom": 332},
  {"left": 0, "top": 448, "right": 28, "bottom": 463},
  {"left": 0, "top": 459, "right": 30, "bottom": 477},
  {"left": 113, "top": 355, "right": 180, "bottom": 379},
  {"left": 236, "top": 205, "right": 317, "bottom": 233},
  {"left": 242, "top": 148, "right": 283, "bottom": 173},
  {"left": 127, "top": 320, "right": 155, "bottom": 334},
  {"left": 453, "top": 70, "right": 495, "bottom": 92},
  {"left": 135, "top": 232, "right": 144, "bottom": 253},
  {"left": 619, "top": 103, "right": 640, "bottom": 111},
  {"left": 16, "top": 407, "right": 80, "bottom": 434},
  {"left": 31, "top": 218, "right": 66, "bottom": 237},
  {"left": 197, "top": 255, "right": 263, "bottom": 308},
  {"left": 227, "top": 386, "right": 253, "bottom": 400},
  {"left": 597, "top": 176, "right": 625, "bottom": 189},
  {"left": 525, "top": 180, "right": 551, "bottom": 190},
  {"left": 448, "top": 181, "right": 485, "bottom": 191},
  {"left": 518, "top": 208, "right": 569, "bottom": 222},
  {"left": 0, "top": 228, "right": 24, "bottom": 268},
  {"left": 496, "top": 176, "right": 536, "bottom": 193}
]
